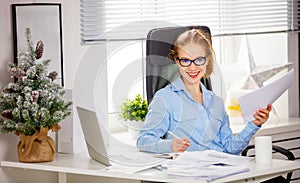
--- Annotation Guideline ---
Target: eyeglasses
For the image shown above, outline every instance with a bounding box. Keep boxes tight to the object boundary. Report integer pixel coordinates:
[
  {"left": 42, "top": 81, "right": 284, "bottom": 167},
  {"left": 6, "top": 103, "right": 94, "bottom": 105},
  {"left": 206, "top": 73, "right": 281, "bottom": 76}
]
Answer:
[{"left": 176, "top": 56, "right": 207, "bottom": 67}]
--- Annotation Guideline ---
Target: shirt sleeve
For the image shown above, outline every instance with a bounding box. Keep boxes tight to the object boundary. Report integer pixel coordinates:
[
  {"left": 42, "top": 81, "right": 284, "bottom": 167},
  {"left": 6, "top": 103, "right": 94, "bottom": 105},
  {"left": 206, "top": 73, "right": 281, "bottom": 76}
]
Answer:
[
  {"left": 219, "top": 113, "right": 261, "bottom": 155},
  {"left": 136, "top": 95, "right": 173, "bottom": 153}
]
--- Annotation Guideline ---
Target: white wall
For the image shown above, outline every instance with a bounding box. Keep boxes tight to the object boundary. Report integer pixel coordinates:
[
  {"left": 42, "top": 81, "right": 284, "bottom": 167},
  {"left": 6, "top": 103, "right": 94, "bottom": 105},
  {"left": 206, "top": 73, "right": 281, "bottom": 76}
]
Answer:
[
  {"left": 288, "top": 33, "right": 300, "bottom": 117},
  {"left": 0, "top": 0, "right": 87, "bottom": 182}
]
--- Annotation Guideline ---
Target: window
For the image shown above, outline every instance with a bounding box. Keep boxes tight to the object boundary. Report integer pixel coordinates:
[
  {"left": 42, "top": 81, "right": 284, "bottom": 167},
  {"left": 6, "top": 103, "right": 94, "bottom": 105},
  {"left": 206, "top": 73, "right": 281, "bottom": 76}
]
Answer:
[{"left": 81, "top": 0, "right": 299, "bottom": 131}]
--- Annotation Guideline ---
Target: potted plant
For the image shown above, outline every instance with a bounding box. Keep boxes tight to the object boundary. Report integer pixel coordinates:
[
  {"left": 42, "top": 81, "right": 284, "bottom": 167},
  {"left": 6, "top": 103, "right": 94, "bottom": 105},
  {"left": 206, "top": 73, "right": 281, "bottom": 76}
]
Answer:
[
  {"left": 0, "top": 27, "right": 72, "bottom": 163},
  {"left": 119, "top": 94, "right": 148, "bottom": 139}
]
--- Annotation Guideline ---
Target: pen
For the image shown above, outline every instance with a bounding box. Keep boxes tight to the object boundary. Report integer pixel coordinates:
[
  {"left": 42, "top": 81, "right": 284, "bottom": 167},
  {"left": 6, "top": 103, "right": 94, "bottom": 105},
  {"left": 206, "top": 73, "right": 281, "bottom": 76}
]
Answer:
[
  {"left": 167, "top": 131, "right": 191, "bottom": 147},
  {"left": 167, "top": 131, "right": 180, "bottom": 139},
  {"left": 154, "top": 153, "right": 175, "bottom": 159}
]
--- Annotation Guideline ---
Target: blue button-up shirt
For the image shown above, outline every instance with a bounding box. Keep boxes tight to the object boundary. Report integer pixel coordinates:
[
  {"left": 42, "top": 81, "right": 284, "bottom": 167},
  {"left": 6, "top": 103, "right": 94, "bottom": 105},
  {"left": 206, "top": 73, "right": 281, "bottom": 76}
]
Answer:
[{"left": 136, "top": 77, "right": 260, "bottom": 155}]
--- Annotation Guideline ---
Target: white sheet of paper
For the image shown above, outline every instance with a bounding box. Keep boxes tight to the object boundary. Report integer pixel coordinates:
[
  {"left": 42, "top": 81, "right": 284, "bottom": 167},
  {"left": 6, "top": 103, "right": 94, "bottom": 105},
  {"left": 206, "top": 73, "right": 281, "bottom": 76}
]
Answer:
[
  {"left": 167, "top": 165, "right": 250, "bottom": 181},
  {"left": 164, "top": 150, "right": 251, "bottom": 181},
  {"left": 169, "top": 150, "right": 252, "bottom": 166},
  {"left": 238, "top": 69, "right": 294, "bottom": 123}
]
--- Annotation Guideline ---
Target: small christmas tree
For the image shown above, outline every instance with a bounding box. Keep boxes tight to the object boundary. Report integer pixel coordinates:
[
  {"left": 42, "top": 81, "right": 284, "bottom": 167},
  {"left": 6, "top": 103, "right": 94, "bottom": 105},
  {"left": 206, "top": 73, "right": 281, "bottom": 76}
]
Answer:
[{"left": 0, "top": 27, "right": 72, "bottom": 136}]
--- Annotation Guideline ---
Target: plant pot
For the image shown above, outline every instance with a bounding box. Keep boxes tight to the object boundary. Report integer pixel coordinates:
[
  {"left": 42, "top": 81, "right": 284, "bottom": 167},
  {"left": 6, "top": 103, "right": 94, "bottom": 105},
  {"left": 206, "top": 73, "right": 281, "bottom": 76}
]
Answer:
[
  {"left": 17, "top": 125, "right": 60, "bottom": 163},
  {"left": 128, "top": 128, "right": 140, "bottom": 139},
  {"left": 123, "top": 120, "right": 144, "bottom": 139}
]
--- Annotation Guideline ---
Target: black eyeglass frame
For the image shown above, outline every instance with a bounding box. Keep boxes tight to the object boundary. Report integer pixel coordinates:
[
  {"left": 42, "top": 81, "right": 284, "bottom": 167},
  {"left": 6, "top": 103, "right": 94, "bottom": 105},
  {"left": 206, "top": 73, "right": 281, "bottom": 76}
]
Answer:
[{"left": 176, "top": 56, "right": 207, "bottom": 67}]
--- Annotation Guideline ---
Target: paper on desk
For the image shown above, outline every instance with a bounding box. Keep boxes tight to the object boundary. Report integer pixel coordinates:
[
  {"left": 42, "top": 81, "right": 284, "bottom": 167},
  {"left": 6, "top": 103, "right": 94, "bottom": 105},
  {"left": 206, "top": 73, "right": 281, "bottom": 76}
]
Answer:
[
  {"left": 239, "top": 69, "right": 294, "bottom": 123},
  {"left": 165, "top": 150, "right": 253, "bottom": 167},
  {"left": 167, "top": 165, "right": 250, "bottom": 181},
  {"left": 164, "top": 150, "right": 251, "bottom": 181}
]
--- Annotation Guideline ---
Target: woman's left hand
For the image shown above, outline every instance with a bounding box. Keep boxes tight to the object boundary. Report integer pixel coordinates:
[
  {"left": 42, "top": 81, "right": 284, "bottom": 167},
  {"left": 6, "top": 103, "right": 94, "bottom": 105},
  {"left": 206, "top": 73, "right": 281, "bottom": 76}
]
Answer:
[{"left": 253, "top": 104, "right": 272, "bottom": 126}]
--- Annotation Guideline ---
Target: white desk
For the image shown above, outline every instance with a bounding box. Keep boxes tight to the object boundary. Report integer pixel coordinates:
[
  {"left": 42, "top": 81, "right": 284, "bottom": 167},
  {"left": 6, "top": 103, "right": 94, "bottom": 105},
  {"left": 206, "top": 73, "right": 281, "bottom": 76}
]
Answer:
[
  {"left": 1, "top": 152, "right": 300, "bottom": 183},
  {"left": 2, "top": 118, "right": 300, "bottom": 183}
]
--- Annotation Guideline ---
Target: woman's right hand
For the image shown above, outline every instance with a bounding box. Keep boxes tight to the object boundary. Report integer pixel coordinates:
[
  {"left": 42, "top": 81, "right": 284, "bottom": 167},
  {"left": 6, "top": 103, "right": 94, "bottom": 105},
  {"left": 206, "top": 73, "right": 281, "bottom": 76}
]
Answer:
[{"left": 171, "top": 138, "right": 190, "bottom": 152}]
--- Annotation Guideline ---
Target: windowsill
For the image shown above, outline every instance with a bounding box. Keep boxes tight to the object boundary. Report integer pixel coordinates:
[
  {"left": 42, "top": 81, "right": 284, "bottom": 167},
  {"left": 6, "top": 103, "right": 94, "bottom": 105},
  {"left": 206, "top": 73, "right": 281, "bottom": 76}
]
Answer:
[
  {"left": 110, "top": 118, "right": 300, "bottom": 148},
  {"left": 230, "top": 118, "right": 300, "bottom": 135},
  {"left": 111, "top": 130, "right": 136, "bottom": 147}
]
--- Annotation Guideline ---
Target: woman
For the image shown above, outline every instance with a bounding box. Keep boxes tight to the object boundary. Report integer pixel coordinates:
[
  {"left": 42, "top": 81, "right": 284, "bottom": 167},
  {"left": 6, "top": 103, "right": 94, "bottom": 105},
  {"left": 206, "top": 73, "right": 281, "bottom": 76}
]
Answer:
[{"left": 136, "top": 28, "right": 271, "bottom": 155}]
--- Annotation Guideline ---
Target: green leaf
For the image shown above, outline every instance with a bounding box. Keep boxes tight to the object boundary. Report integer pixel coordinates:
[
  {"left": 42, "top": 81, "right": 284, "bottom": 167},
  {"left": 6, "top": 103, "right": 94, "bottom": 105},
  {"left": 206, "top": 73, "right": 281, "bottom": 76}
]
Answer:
[{"left": 118, "top": 94, "right": 148, "bottom": 122}]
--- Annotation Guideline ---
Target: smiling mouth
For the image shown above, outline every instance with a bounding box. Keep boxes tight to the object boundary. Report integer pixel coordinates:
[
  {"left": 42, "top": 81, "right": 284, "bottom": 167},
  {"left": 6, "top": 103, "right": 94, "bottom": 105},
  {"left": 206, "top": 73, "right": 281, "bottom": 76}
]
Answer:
[{"left": 187, "top": 71, "right": 200, "bottom": 79}]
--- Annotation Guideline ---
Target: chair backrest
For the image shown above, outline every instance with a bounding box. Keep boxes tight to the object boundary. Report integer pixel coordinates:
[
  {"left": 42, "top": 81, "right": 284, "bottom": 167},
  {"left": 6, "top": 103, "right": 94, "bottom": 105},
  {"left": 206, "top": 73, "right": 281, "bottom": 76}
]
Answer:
[{"left": 146, "top": 26, "right": 212, "bottom": 103}]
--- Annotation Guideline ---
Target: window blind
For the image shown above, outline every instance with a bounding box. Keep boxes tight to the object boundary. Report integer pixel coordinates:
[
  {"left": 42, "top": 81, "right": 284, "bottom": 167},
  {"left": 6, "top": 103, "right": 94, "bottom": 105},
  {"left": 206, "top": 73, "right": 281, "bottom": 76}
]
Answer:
[{"left": 80, "top": 0, "right": 300, "bottom": 44}]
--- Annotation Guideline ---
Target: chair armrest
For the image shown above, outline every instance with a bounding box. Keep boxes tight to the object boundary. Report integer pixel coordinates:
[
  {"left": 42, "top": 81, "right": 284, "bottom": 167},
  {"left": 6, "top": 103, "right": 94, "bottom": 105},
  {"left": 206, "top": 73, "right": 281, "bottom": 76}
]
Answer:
[
  {"left": 241, "top": 144, "right": 295, "bottom": 182},
  {"left": 272, "top": 145, "right": 295, "bottom": 160},
  {"left": 242, "top": 144, "right": 295, "bottom": 161},
  {"left": 241, "top": 145, "right": 254, "bottom": 156}
]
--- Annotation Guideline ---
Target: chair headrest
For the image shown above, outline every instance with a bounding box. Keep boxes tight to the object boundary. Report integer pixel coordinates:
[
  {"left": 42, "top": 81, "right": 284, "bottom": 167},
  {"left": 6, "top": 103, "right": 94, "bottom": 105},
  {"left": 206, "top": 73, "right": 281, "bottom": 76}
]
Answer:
[{"left": 146, "top": 26, "right": 211, "bottom": 66}]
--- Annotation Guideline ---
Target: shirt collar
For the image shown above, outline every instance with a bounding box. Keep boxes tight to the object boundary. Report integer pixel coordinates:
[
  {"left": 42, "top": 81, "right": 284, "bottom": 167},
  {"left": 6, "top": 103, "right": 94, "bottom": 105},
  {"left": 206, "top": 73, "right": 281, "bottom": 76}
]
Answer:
[
  {"left": 171, "top": 76, "right": 213, "bottom": 104},
  {"left": 171, "top": 76, "right": 186, "bottom": 92},
  {"left": 171, "top": 77, "right": 211, "bottom": 93}
]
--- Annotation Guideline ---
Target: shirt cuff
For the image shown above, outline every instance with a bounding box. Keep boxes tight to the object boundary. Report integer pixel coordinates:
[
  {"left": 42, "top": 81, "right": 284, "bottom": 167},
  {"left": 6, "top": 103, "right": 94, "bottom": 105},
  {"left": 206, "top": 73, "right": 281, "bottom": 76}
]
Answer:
[
  {"left": 249, "top": 121, "right": 261, "bottom": 131},
  {"left": 156, "top": 139, "right": 173, "bottom": 153},
  {"left": 243, "top": 121, "right": 261, "bottom": 138}
]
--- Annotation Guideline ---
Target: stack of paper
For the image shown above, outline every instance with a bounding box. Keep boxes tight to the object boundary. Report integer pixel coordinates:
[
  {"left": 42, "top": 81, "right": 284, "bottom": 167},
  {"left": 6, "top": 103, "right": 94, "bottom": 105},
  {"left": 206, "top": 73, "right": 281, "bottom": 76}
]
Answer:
[
  {"left": 163, "top": 150, "right": 252, "bottom": 181},
  {"left": 167, "top": 165, "right": 249, "bottom": 181}
]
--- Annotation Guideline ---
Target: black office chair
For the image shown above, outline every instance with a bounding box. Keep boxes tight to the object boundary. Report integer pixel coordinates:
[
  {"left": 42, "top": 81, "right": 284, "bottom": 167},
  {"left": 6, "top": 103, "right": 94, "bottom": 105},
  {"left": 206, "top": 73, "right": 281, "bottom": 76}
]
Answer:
[
  {"left": 146, "top": 25, "right": 212, "bottom": 104},
  {"left": 146, "top": 26, "right": 295, "bottom": 183},
  {"left": 242, "top": 144, "right": 295, "bottom": 183}
]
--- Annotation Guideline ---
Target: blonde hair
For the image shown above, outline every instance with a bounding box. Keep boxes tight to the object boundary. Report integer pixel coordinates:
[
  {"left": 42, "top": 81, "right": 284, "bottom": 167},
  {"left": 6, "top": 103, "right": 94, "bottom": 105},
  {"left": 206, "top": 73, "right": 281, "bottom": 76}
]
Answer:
[{"left": 168, "top": 28, "right": 215, "bottom": 78}]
